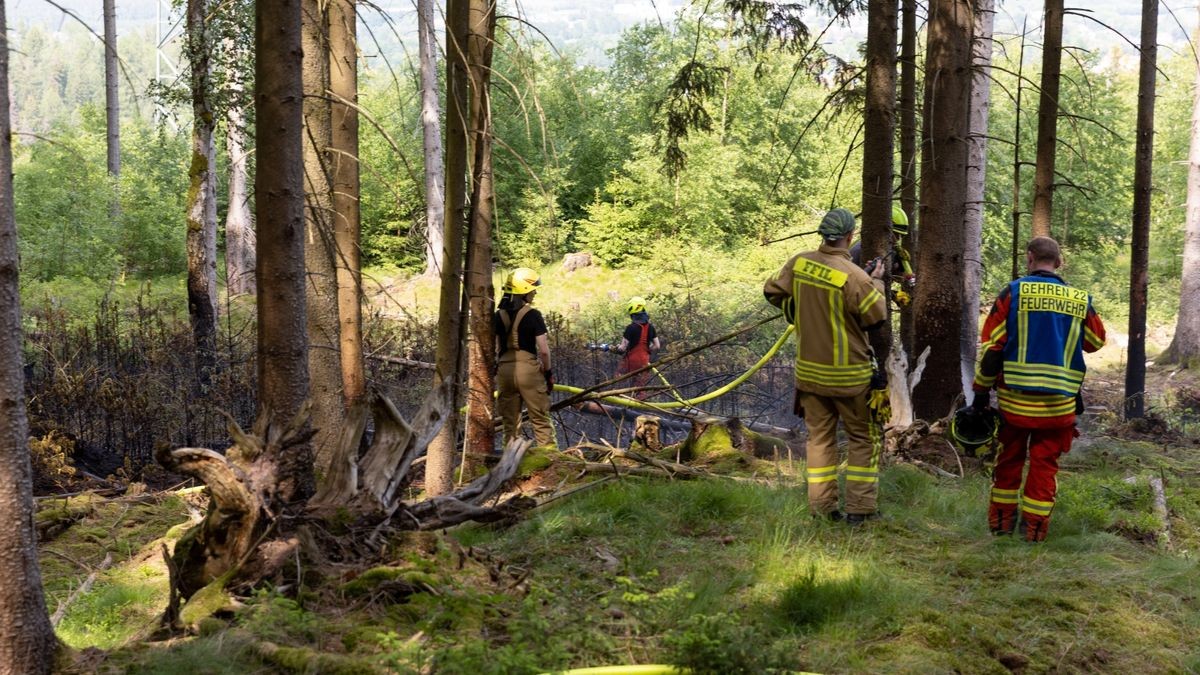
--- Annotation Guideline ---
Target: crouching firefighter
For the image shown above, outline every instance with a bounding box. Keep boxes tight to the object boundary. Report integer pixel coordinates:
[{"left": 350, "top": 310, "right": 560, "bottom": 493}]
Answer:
[
  {"left": 764, "top": 208, "right": 887, "bottom": 524},
  {"left": 494, "top": 267, "right": 557, "bottom": 448},
  {"left": 972, "top": 236, "right": 1105, "bottom": 542}
]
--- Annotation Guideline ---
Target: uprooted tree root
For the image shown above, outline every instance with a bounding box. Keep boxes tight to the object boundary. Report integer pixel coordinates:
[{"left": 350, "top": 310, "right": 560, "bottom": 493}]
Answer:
[{"left": 154, "top": 386, "right": 537, "bottom": 636}]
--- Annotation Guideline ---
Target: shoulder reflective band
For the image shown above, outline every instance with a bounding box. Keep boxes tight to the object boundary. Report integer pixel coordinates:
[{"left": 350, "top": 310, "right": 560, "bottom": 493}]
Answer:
[
  {"left": 794, "top": 258, "right": 848, "bottom": 288},
  {"left": 1017, "top": 282, "right": 1088, "bottom": 319}
]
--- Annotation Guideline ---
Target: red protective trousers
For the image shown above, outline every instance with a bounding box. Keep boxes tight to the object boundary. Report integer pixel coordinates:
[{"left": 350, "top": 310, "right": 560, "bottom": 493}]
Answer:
[
  {"left": 618, "top": 323, "right": 652, "bottom": 397},
  {"left": 989, "top": 424, "right": 1076, "bottom": 541}
]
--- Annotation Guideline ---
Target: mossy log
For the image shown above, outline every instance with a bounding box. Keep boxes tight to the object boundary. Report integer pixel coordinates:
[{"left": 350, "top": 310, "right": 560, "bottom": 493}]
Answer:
[{"left": 672, "top": 416, "right": 797, "bottom": 468}]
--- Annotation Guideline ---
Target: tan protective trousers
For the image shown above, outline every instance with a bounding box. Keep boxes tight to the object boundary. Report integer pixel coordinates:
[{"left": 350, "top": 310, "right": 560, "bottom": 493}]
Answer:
[
  {"left": 497, "top": 350, "right": 555, "bottom": 447},
  {"left": 800, "top": 391, "right": 881, "bottom": 516}
]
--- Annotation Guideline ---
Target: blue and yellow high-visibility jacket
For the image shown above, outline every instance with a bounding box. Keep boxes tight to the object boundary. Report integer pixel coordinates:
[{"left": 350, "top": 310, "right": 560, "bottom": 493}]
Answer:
[{"left": 974, "top": 270, "right": 1106, "bottom": 427}]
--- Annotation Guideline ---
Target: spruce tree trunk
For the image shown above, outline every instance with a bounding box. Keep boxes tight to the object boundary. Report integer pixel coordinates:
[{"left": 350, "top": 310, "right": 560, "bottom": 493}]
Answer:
[
  {"left": 861, "top": 0, "right": 897, "bottom": 364},
  {"left": 1125, "top": 0, "right": 1158, "bottom": 419},
  {"left": 463, "top": 0, "right": 498, "bottom": 474},
  {"left": 418, "top": 0, "right": 446, "bottom": 278},
  {"left": 225, "top": 76, "right": 255, "bottom": 296},
  {"left": 426, "top": 0, "right": 471, "bottom": 496},
  {"left": 257, "top": 0, "right": 312, "bottom": 502},
  {"left": 1162, "top": 18, "right": 1200, "bottom": 368},
  {"left": 0, "top": 1, "right": 56, "bottom": 665},
  {"left": 912, "top": 0, "right": 973, "bottom": 421},
  {"left": 186, "top": 0, "right": 219, "bottom": 384},
  {"left": 899, "top": 0, "right": 917, "bottom": 359},
  {"left": 1010, "top": 22, "right": 1028, "bottom": 281},
  {"left": 103, "top": 0, "right": 120, "bottom": 178},
  {"left": 962, "top": 0, "right": 994, "bottom": 395},
  {"left": 329, "top": 0, "right": 364, "bottom": 409},
  {"left": 303, "top": 0, "right": 344, "bottom": 472},
  {"left": 1030, "top": 0, "right": 1063, "bottom": 238}
]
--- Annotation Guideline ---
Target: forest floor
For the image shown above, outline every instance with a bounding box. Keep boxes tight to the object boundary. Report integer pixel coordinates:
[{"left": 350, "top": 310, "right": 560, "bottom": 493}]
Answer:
[{"left": 42, "top": 358, "right": 1200, "bottom": 674}]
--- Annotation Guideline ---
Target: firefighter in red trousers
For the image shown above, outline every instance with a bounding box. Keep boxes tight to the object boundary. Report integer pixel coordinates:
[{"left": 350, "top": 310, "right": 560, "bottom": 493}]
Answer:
[
  {"left": 614, "top": 296, "right": 660, "bottom": 397},
  {"left": 972, "top": 236, "right": 1106, "bottom": 542}
]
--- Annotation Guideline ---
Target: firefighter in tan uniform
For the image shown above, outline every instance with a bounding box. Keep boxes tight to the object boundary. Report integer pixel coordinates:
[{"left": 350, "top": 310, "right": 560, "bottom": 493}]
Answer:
[
  {"left": 764, "top": 208, "right": 887, "bottom": 523},
  {"left": 494, "top": 268, "right": 556, "bottom": 448}
]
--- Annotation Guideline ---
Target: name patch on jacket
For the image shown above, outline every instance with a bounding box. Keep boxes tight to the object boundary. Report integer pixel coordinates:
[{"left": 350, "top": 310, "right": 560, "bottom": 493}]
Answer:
[
  {"left": 1017, "top": 282, "right": 1088, "bottom": 318},
  {"left": 795, "top": 259, "right": 848, "bottom": 288}
]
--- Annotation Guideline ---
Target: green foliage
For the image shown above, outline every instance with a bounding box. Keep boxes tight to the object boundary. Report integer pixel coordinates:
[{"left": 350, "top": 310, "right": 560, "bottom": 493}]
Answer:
[
  {"left": 663, "top": 613, "right": 792, "bottom": 674},
  {"left": 13, "top": 114, "right": 189, "bottom": 280}
]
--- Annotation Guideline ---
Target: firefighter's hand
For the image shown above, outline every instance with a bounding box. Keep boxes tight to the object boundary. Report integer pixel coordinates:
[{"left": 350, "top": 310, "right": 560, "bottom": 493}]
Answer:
[
  {"left": 971, "top": 391, "right": 990, "bottom": 412},
  {"left": 868, "top": 257, "right": 886, "bottom": 279},
  {"left": 543, "top": 369, "right": 554, "bottom": 392}
]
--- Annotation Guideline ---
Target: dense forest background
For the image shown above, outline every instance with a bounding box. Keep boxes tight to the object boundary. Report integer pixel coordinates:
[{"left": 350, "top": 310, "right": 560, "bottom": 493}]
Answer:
[{"left": 6, "top": 0, "right": 1195, "bottom": 330}]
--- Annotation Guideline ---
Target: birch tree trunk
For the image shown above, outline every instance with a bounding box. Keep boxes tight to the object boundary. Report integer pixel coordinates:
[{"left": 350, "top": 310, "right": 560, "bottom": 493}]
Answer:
[
  {"left": 186, "top": 0, "right": 219, "bottom": 384},
  {"left": 426, "top": 0, "right": 471, "bottom": 496},
  {"left": 419, "top": 0, "right": 446, "bottom": 278},
  {"left": 1162, "top": 18, "right": 1200, "bottom": 368},
  {"left": 1125, "top": 0, "right": 1158, "bottom": 419},
  {"left": 0, "top": 1, "right": 55, "bottom": 666},
  {"left": 860, "top": 0, "right": 898, "bottom": 364},
  {"left": 225, "top": 82, "right": 255, "bottom": 296},
  {"left": 962, "top": 0, "right": 994, "bottom": 396},
  {"left": 912, "top": 0, "right": 973, "bottom": 421},
  {"left": 463, "top": 0, "right": 498, "bottom": 474},
  {"left": 1030, "top": 0, "right": 1063, "bottom": 238},
  {"left": 329, "top": 0, "right": 364, "bottom": 410},
  {"left": 303, "top": 0, "right": 344, "bottom": 472}
]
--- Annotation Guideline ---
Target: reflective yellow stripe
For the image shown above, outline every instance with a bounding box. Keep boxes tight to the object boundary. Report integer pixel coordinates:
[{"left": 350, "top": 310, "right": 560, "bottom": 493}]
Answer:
[
  {"left": 991, "top": 487, "right": 1019, "bottom": 496},
  {"left": 1062, "top": 315, "right": 1081, "bottom": 365},
  {"left": 1005, "top": 362, "right": 1085, "bottom": 382},
  {"left": 858, "top": 288, "right": 882, "bottom": 316},
  {"left": 991, "top": 496, "right": 1019, "bottom": 505},
  {"left": 845, "top": 475, "right": 878, "bottom": 483},
  {"left": 845, "top": 464, "right": 878, "bottom": 483},
  {"left": 1018, "top": 310, "right": 1029, "bottom": 363},
  {"left": 997, "top": 394, "right": 1076, "bottom": 418},
  {"left": 1083, "top": 325, "right": 1104, "bottom": 349},
  {"left": 982, "top": 322, "right": 1006, "bottom": 350},
  {"left": 1021, "top": 500, "right": 1054, "bottom": 516},
  {"left": 974, "top": 372, "right": 997, "bottom": 388},
  {"left": 806, "top": 466, "right": 837, "bottom": 476},
  {"left": 807, "top": 475, "right": 838, "bottom": 484},
  {"left": 831, "top": 289, "right": 848, "bottom": 366}
]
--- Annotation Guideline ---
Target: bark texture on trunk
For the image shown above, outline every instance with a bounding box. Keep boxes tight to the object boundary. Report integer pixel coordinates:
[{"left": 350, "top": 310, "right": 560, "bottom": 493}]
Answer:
[
  {"left": 1124, "top": 0, "right": 1158, "bottom": 419},
  {"left": 860, "top": 0, "right": 897, "bottom": 363},
  {"left": 225, "top": 90, "right": 255, "bottom": 296},
  {"left": 426, "top": 0, "right": 471, "bottom": 497},
  {"left": 1162, "top": 19, "right": 1200, "bottom": 368},
  {"left": 912, "top": 0, "right": 973, "bottom": 421},
  {"left": 329, "top": 0, "right": 364, "bottom": 410},
  {"left": 899, "top": 0, "right": 917, "bottom": 359},
  {"left": 1030, "top": 0, "right": 1063, "bottom": 238},
  {"left": 463, "top": 0, "right": 499, "bottom": 475},
  {"left": 1010, "top": 21, "right": 1028, "bottom": 281},
  {"left": 0, "top": 2, "right": 55, "bottom": 666},
  {"left": 103, "top": 0, "right": 120, "bottom": 178},
  {"left": 186, "top": 0, "right": 219, "bottom": 383},
  {"left": 962, "top": 0, "right": 994, "bottom": 396},
  {"left": 418, "top": 0, "right": 446, "bottom": 278},
  {"left": 303, "top": 0, "right": 344, "bottom": 473},
  {"left": 257, "top": 0, "right": 312, "bottom": 502}
]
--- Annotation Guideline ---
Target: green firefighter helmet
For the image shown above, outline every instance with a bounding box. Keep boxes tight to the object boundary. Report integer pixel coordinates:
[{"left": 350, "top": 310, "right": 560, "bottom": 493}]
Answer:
[
  {"left": 950, "top": 406, "right": 1001, "bottom": 457},
  {"left": 891, "top": 204, "right": 910, "bottom": 236},
  {"left": 504, "top": 267, "right": 542, "bottom": 295}
]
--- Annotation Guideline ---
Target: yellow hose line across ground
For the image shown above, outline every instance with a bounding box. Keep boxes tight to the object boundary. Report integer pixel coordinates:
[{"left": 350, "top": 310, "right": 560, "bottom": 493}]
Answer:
[
  {"left": 552, "top": 325, "right": 794, "bottom": 413},
  {"left": 544, "top": 666, "right": 821, "bottom": 675}
]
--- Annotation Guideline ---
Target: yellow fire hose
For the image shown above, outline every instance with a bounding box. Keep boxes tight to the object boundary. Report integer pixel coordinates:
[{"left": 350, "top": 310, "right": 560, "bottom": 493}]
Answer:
[
  {"left": 552, "top": 325, "right": 794, "bottom": 412},
  {"left": 544, "top": 665, "right": 821, "bottom": 675}
]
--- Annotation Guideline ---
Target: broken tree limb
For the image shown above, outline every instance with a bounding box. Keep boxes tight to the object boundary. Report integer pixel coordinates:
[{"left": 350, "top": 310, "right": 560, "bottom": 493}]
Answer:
[
  {"left": 1149, "top": 474, "right": 1172, "bottom": 550},
  {"left": 51, "top": 551, "right": 113, "bottom": 627},
  {"left": 310, "top": 400, "right": 369, "bottom": 507},
  {"left": 367, "top": 354, "right": 437, "bottom": 370},
  {"left": 553, "top": 314, "right": 782, "bottom": 411},
  {"left": 357, "top": 381, "right": 451, "bottom": 509}
]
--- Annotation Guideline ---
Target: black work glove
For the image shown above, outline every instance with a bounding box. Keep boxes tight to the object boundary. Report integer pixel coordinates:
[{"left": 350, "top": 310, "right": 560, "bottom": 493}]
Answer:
[
  {"left": 543, "top": 369, "right": 554, "bottom": 392},
  {"left": 971, "top": 391, "right": 990, "bottom": 411},
  {"left": 869, "top": 369, "right": 888, "bottom": 390}
]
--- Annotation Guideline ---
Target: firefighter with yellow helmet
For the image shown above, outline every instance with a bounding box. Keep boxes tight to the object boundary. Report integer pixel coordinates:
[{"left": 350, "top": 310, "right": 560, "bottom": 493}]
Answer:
[
  {"left": 493, "top": 267, "right": 556, "bottom": 448},
  {"left": 764, "top": 208, "right": 887, "bottom": 523},
  {"left": 850, "top": 204, "right": 916, "bottom": 306},
  {"left": 614, "top": 296, "right": 661, "bottom": 397}
]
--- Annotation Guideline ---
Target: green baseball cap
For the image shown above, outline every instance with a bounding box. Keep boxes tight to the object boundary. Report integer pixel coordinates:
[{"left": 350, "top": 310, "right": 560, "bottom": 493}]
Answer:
[{"left": 818, "top": 208, "right": 856, "bottom": 239}]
